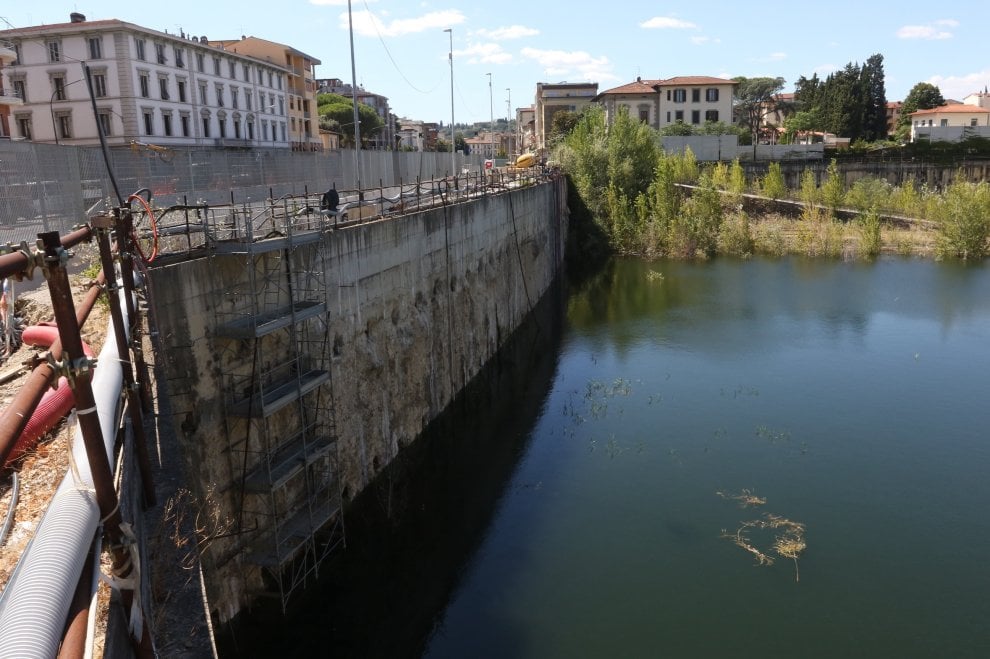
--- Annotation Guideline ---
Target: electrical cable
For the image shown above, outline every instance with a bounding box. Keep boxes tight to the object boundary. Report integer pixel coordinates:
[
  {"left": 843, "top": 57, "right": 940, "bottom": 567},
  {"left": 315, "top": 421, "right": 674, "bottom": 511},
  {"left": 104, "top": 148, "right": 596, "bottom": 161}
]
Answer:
[
  {"left": 83, "top": 63, "right": 124, "bottom": 207},
  {"left": 1, "top": 472, "right": 20, "bottom": 546},
  {"left": 361, "top": 0, "right": 441, "bottom": 95}
]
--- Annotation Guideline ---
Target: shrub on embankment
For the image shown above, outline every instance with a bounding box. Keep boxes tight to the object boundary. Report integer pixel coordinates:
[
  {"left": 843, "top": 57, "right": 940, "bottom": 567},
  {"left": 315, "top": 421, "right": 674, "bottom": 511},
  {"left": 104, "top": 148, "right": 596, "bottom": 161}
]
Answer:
[{"left": 555, "top": 108, "right": 990, "bottom": 260}]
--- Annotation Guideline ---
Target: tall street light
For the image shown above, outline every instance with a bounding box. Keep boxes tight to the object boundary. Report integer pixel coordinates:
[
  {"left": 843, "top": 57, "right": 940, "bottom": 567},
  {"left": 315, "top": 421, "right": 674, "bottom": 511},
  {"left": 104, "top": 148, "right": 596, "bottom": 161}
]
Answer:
[
  {"left": 487, "top": 72, "right": 494, "bottom": 161},
  {"left": 348, "top": 0, "right": 362, "bottom": 193},
  {"left": 444, "top": 28, "right": 455, "bottom": 180}
]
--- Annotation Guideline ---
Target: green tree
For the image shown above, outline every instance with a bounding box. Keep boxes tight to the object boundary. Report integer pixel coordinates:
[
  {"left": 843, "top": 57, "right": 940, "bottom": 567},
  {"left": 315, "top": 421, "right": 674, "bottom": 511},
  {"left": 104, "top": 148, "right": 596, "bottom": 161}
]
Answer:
[
  {"left": 317, "top": 93, "right": 384, "bottom": 147},
  {"left": 659, "top": 121, "right": 694, "bottom": 136},
  {"left": 549, "top": 109, "right": 581, "bottom": 144},
  {"left": 859, "top": 54, "right": 888, "bottom": 141},
  {"left": 898, "top": 82, "right": 946, "bottom": 131},
  {"left": 733, "top": 76, "right": 787, "bottom": 144},
  {"left": 784, "top": 109, "right": 821, "bottom": 142},
  {"left": 761, "top": 162, "right": 786, "bottom": 200}
]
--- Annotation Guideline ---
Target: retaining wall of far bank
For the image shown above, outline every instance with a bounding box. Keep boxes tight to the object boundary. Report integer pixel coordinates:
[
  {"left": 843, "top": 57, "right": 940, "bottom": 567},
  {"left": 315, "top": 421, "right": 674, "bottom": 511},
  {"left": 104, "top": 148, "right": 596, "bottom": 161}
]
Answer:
[{"left": 146, "top": 177, "right": 568, "bottom": 622}]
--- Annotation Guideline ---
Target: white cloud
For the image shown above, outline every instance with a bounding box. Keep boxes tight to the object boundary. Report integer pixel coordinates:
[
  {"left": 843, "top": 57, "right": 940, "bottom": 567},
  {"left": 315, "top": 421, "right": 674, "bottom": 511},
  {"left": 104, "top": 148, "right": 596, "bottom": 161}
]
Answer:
[
  {"left": 520, "top": 47, "right": 617, "bottom": 82},
  {"left": 814, "top": 63, "right": 839, "bottom": 75},
  {"left": 896, "top": 23, "right": 953, "bottom": 40},
  {"left": 640, "top": 16, "right": 697, "bottom": 30},
  {"left": 926, "top": 70, "right": 990, "bottom": 100},
  {"left": 475, "top": 25, "right": 539, "bottom": 40},
  {"left": 934, "top": 18, "right": 959, "bottom": 27},
  {"left": 342, "top": 9, "right": 465, "bottom": 37},
  {"left": 457, "top": 42, "right": 513, "bottom": 65}
]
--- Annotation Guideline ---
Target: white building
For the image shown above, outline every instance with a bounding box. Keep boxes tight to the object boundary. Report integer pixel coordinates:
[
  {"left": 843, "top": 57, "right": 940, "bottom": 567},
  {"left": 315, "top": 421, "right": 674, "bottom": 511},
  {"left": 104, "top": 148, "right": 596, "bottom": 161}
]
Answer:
[
  {"left": 594, "top": 75, "right": 737, "bottom": 131},
  {"left": 0, "top": 12, "right": 291, "bottom": 148}
]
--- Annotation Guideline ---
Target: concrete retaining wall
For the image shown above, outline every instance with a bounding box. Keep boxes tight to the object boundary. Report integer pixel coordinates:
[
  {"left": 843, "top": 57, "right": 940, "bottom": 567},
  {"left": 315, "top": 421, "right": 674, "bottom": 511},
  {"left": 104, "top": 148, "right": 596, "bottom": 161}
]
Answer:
[{"left": 147, "top": 177, "right": 567, "bottom": 620}]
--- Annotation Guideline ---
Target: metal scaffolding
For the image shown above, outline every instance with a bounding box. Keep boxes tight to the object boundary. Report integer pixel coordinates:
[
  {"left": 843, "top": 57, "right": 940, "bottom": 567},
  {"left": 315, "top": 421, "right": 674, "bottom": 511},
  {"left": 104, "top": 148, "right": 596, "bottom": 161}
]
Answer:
[{"left": 209, "top": 198, "right": 344, "bottom": 611}]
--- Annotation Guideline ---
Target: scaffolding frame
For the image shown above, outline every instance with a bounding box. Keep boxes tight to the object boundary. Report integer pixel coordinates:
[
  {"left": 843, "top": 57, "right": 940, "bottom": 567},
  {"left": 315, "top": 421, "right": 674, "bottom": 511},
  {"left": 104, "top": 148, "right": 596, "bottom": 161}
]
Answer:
[{"left": 209, "top": 198, "right": 344, "bottom": 611}]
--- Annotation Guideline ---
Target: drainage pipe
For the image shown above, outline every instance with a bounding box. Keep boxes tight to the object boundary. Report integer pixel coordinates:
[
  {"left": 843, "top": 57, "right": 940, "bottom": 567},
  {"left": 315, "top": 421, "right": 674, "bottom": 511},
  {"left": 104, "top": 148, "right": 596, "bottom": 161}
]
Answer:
[
  {"left": 0, "top": 272, "right": 105, "bottom": 469},
  {"left": 0, "top": 235, "right": 151, "bottom": 657},
  {"left": 0, "top": 226, "right": 92, "bottom": 281}
]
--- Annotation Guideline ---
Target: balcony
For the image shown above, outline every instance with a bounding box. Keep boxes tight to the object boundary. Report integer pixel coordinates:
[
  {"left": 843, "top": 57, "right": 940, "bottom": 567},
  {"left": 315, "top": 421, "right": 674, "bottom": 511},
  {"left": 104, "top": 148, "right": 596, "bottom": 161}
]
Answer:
[
  {"left": 0, "top": 40, "right": 15, "bottom": 64},
  {"left": 0, "top": 89, "right": 24, "bottom": 107}
]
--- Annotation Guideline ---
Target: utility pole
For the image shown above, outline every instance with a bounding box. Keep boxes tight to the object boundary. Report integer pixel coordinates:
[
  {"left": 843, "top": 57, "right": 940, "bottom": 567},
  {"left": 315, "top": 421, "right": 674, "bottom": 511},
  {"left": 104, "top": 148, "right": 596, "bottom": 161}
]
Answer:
[
  {"left": 487, "top": 72, "right": 494, "bottom": 160},
  {"left": 444, "top": 28, "right": 455, "bottom": 179}
]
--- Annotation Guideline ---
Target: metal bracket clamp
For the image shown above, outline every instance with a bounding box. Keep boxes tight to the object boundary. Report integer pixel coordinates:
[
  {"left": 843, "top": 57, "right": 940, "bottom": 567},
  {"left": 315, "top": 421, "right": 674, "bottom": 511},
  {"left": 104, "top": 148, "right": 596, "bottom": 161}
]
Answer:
[
  {"left": 36, "top": 237, "right": 73, "bottom": 279},
  {"left": 46, "top": 352, "right": 99, "bottom": 389},
  {"left": 0, "top": 241, "right": 40, "bottom": 281}
]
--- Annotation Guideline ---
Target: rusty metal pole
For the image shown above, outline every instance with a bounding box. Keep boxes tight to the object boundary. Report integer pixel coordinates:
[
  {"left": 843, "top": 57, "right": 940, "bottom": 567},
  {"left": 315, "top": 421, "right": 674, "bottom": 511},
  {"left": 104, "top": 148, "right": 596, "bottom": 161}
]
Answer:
[
  {"left": 58, "top": 536, "right": 97, "bottom": 659},
  {"left": 115, "top": 206, "right": 153, "bottom": 413},
  {"left": 38, "top": 231, "right": 153, "bottom": 658},
  {"left": 0, "top": 272, "right": 105, "bottom": 469},
  {"left": 92, "top": 214, "right": 156, "bottom": 507}
]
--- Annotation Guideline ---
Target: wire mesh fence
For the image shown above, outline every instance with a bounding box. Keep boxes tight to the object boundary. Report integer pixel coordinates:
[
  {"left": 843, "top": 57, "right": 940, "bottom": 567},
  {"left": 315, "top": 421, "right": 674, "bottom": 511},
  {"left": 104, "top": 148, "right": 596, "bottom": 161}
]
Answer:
[{"left": 0, "top": 142, "right": 483, "bottom": 245}]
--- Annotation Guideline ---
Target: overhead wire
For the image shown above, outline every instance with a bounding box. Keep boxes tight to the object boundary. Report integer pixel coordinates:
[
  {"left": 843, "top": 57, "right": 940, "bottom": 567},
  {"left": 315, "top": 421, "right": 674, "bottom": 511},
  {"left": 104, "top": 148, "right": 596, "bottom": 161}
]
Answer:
[{"left": 361, "top": 0, "right": 442, "bottom": 95}]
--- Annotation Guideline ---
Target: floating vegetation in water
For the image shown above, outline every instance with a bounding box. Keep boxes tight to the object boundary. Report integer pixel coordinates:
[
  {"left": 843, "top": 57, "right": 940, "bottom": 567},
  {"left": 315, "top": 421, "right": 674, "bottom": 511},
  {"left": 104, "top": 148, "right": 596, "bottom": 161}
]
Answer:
[
  {"left": 719, "top": 496, "right": 807, "bottom": 582},
  {"left": 646, "top": 270, "right": 665, "bottom": 283},
  {"left": 716, "top": 489, "right": 767, "bottom": 508},
  {"left": 755, "top": 425, "right": 791, "bottom": 443}
]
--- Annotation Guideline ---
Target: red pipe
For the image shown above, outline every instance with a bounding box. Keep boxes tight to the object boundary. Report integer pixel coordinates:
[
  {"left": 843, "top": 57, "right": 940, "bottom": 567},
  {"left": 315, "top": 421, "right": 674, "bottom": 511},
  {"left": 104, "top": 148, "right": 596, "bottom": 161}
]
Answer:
[{"left": 2, "top": 325, "right": 94, "bottom": 469}]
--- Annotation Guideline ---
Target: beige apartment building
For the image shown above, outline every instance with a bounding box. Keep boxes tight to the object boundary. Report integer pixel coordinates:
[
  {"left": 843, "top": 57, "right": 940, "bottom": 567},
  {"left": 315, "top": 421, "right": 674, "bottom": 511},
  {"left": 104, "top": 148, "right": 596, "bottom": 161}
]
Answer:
[
  {"left": 534, "top": 82, "right": 598, "bottom": 152},
  {"left": 595, "top": 76, "right": 737, "bottom": 131},
  {"left": 0, "top": 13, "right": 291, "bottom": 148}
]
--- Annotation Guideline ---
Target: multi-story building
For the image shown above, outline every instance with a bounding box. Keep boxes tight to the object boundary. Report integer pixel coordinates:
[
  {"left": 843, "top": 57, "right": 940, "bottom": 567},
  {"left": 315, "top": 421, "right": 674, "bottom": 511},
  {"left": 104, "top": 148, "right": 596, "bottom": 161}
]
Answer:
[
  {"left": 910, "top": 104, "right": 990, "bottom": 141},
  {"left": 595, "top": 75, "right": 737, "bottom": 131},
  {"left": 515, "top": 106, "right": 535, "bottom": 154},
  {"left": 316, "top": 77, "right": 393, "bottom": 149},
  {"left": 0, "top": 37, "right": 24, "bottom": 139},
  {"left": 0, "top": 13, "right": 291, "bottom": 148},
  {"left": 534, "top": 82, "right": 598, "bottom": 153},
  {"left": 886, "top": 101, "right": 903, "bottom": 136},
  {"left": 216, "top": 37, "right": 322, "bottom": 151}
]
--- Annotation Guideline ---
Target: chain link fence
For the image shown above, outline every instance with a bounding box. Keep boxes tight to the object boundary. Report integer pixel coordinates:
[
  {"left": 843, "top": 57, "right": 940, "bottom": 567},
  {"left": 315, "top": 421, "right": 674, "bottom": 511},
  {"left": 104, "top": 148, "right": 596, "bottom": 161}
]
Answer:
[{"left": 0, "top": 141, "right": 481, "bottom": 245}]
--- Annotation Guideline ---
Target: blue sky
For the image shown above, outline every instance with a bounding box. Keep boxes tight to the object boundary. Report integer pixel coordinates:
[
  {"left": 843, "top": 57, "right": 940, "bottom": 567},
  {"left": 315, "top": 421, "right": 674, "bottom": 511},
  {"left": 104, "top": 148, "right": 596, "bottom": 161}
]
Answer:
[{"left": 5, "top": 2, "right": 989, "bottom": 124}]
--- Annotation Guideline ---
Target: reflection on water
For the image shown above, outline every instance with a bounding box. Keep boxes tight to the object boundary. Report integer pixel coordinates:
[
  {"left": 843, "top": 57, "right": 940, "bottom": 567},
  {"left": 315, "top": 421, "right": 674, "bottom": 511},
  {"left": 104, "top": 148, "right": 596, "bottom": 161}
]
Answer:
[{"left": 426, "top": 256, "right": 990, "bottom": 659}]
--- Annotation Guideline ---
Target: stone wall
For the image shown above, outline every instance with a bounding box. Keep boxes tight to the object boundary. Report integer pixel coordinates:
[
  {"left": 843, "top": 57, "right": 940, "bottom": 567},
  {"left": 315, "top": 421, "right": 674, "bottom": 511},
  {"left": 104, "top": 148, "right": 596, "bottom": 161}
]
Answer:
[{"left": 147, "top": 177, "right": 567, "bottom": 620}]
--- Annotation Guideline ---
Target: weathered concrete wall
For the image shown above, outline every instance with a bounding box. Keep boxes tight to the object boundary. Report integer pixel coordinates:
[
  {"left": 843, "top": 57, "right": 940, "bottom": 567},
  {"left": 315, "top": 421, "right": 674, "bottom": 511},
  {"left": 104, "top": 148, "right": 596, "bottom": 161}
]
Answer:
[{"left": 147, "top": 177, "right": 567, "bottom": 621}]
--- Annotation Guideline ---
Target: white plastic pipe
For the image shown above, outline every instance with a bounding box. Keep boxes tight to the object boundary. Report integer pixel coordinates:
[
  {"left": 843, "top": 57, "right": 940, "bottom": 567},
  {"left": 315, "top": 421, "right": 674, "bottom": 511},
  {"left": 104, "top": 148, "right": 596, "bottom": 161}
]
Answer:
[{"left": 0, "top": 288, "right": 129, "bottom": 657}]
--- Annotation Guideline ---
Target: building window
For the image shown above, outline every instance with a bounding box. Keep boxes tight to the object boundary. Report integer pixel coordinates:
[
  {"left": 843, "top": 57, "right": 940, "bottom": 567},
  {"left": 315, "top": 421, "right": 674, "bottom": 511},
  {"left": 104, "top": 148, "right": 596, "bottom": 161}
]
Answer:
[
  {"left": 691, "top": 110, "right": 700, "bottom": 124},
  {"left": 290, "top": 117, "right": 296, "bottom": 131},
  {"left": 199, "top": 83, "right": 208, "bottom": 105},
  {"left": 940, "top": 118, "right": 948, "bottom": 127},
  {"left": 228, "top": 61, "right": 235, "bottom": 78},
  {"left": 159, "top": 77, "right": 170, "bottom": 100},
  {"left": 234, "top": 118, "right": 241, "bottom": 139},
  {"left": 55, "top": 112, "right": 72, "bottom": 139},
  {"left": 705, "top": 110, "right": 719, "bottom": 122},
  {"left": 972, "top": 118, "right": 979, "bottom": 127},
  {"left": 281, "top": 122, "right": 286, "bottom": 141},
  {"left": 93, "top": 73, "right": 107, "bottom": 97},
  {"left": 202, "top": 114, "right": 211, "bottom": 138},
  {"left": 88, "top": 37, "right": 102, "bottom": 59},
  {"left": 16, "top": 115, "right": 32, "bottom": 140},
  {"left": 267, "top": 71, "right": 273, "bottom": 87},
  {"left": 163, "top": 112, "right": 173, "bottom": 136},
  {"left": 12, "top": 79, "right": 26, "bottom": 101},
  {"left": 216, "top": 84, "right": 224, "bottom": 107},
  {"left": 143, "top": 110, "right": 154, "bottom": 135},
  {"left": 174, "top": 47, "right": 185, "bottom": 68},
  {"left": 691, "top": 88, "right": 700, "bottom": 103},
  {"left": 177, "top": 79, "right": 187, "bottom": 103},
  {"left": 218, "top": 115, "right": 227, "bottom": 138},
  {"left": 245, "top": 92, "right": 252, "bottom": 111},
  {"left": 155, "top": 43, "right": 167, "bottom": 65},
  {"left": 675, "top": 110, "right": 684, "bottom": 122},
  {"left": 135, "top": 38, "right": 145, "bottom": 60},
  {"left": 12, "top": 42, "right": 21, "bottom": 65},
  {"left": 180, "top": 113, "right": 191, "bottom": 137},
  {"left": 247, "top": 120, "right": 254, "bottom": 140},
  {"left": 243, "top": 64, "right": 250, "bottom": 81},
  {"left": 262, "top": 119, "right": 269, "bottom": 140},
  {"left": 706, "top": 88, "right": 719, "bottom": 102},
  {"left": 47, "top": 40, "right": 61, "bottom": 63},
  {"left": 140, "top": 73, "right": 150, "bottom": 98},
  {"left": 196, "top": 53, "right": 205, "bottom": 72},
  {"left": 278, "top": 75, "right": 283, "bottom": 91},
  {"left": 666, "top": 111, "right": 670, "bottom": 123},
  {"left": 673, "top": 89, "right": 686, "bottom": 103},
  {"left": 639, "top": 108, "right": 649, "bottom": 123},
  {"left": 97, "top": 111, "right": 112, "bottom": 136},
  {"left": 213, "top": 57, "right": 221, "bottom": 75},
  {"left": 52, "top": 76, "right": 66, "bottom": 101},
  {"left": 278, "top": 96, "right": 284, "bottom": 115},
  {"left": 231, "top": 87, "right": 239, "bottom": 109}
]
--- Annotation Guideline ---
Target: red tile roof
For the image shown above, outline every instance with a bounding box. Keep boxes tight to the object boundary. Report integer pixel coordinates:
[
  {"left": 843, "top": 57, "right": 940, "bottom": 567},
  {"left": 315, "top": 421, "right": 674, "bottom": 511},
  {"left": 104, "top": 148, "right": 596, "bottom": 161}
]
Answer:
[
  {"left": 911, "top": 103, "right": 990, "bottom": 116},
  {"left": 598, "top": 79, "right": 663, "bottom": 95},
  {"left": 654, "top": 76, "right": 737, "bottom": 87}
]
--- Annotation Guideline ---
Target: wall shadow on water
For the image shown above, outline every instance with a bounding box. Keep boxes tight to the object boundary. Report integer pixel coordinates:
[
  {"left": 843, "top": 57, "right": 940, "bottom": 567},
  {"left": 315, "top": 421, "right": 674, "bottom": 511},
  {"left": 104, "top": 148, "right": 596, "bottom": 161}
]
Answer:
[{"left": 216, "top": 277, "right": 567, "bottom": 658}]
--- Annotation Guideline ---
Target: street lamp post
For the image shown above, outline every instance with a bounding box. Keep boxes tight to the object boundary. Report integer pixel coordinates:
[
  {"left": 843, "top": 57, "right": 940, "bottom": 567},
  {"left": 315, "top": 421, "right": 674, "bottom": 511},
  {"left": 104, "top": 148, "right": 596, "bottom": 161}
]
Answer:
[
  {"left": 444, "top": 28, "right": 455, "bottom": 181},
  {"left": 348, "top": 0, "right": 362, "bottom": 193},
  {"left": 487, "top": 72, "right": 494, "bottom": 162}
]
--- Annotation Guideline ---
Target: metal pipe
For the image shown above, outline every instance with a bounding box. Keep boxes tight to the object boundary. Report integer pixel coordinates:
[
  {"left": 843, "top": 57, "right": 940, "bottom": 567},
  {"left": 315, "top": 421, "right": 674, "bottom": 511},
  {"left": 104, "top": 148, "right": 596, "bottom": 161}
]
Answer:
[
  {"left": 0, "top": 272, "right": 105, "bottom": 469},
  {"left": 57, "top": 535, "right": 97, "bottom": 659},
  {"left": 0, "top": 226, "right": 92, "bottom": 281},
  {"left": 93, "top": 215, "right": 155, "bottom": 507}
]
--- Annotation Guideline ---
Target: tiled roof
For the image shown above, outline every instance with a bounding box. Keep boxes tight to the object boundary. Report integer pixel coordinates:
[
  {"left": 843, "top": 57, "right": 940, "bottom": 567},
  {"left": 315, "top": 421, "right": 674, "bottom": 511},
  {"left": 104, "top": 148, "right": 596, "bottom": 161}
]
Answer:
[
  {"left": 911, "top": 103, "right": 990, "bottom": 116},
  {"left": 654, "top": 76, "right": 737, "bottom": 87},
  {"left": 598, "top": 79, "right": 663, "bottom": 95},
  {"left": 0, "top": 19, "right": 124, "bottom": 35}
]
